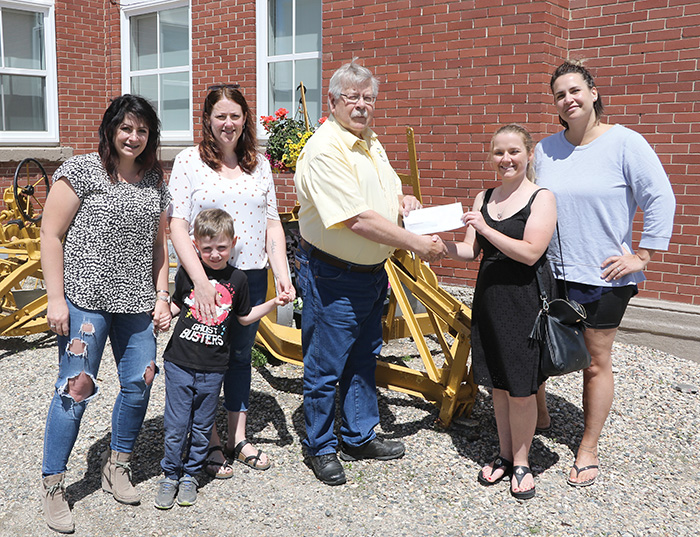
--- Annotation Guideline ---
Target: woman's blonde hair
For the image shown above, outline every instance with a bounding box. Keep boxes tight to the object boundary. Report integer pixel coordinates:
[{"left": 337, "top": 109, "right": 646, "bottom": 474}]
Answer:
[{"left": 490, "top": 124, "right": 536, "bottom": 182}]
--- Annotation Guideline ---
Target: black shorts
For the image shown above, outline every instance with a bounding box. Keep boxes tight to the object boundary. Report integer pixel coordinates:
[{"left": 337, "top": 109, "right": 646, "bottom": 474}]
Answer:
[{"left": 556, "top": 281, "right": 637, "bottom": 330}]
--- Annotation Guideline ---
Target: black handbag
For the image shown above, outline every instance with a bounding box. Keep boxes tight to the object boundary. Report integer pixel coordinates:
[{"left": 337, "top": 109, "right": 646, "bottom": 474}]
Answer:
[{"left": 529, "top": 225, "right": 591, "bottom": 377}]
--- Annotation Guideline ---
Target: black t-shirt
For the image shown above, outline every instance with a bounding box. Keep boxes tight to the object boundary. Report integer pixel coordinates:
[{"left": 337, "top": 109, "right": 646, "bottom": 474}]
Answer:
[{"left": 163, "top": 263, "right": 251, "bottom": 372}]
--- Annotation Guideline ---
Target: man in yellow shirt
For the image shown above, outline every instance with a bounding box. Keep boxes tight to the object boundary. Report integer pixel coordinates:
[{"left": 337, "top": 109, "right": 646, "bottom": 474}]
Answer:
[{"left": 294, "top": 60, "right": 446, "bottom": 485}]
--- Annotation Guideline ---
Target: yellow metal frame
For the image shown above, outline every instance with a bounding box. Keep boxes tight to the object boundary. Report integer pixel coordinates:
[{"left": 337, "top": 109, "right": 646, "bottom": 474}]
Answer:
[
  {"left": 256, "top": 127, "right": 476, "bottom": 425},
  {"left": 0, "top": 130, "right": 478, "bottom": 424},
  {"left": 0, "top": 186, "right": 49, "bottom": 336}
]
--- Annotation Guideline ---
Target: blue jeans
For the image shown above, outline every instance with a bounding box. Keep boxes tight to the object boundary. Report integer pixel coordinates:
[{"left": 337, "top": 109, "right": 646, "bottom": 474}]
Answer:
[
  {"left": 223, "top": 268, "right": 267, "bottom": 412},
  {"left": 42, "top": 300, "right": 158, "bottom": 476},
  {"left": 295, "top": 245, "right": 387, "bottom": 456},
  {"left": 161, "top": 361, "right": 225, "bottom": 479}
]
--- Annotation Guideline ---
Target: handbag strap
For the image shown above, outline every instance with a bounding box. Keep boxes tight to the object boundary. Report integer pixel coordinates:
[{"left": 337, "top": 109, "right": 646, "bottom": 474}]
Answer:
[
  {"left": 554, "top": 221, "right": 571, "bottom": 301},
  {"left": 536, "top": 221, "right": 566, "bottom": 305},
  {"left": 534, "top": 263, "right": 550, "bottom": 306}
]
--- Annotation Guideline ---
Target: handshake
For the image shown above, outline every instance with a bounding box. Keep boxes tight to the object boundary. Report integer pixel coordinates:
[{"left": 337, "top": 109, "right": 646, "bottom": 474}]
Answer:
[{"left": 416, "top": 234, "right": 448, "bottom": 263}]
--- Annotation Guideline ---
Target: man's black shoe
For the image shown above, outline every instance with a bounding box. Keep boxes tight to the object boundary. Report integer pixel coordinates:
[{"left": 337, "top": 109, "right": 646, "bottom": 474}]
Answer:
[
  {"left": 308, "top": 453, "right": 346, "bottom": 486},
  {"left": 339, "top": 437, "right": 405, "bottom": 461}
]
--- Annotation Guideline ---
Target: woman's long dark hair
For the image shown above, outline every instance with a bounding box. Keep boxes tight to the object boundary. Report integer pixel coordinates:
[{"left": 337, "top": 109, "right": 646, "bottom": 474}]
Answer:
[
  {"left": 98, "top": 94, "right": 163, "bottom": 184},
  {"left": 199, "top": 86, "right": 258, "bottom": 174},
  {"left": 550, "top": 61, "right": 604, "bottom": 129}
]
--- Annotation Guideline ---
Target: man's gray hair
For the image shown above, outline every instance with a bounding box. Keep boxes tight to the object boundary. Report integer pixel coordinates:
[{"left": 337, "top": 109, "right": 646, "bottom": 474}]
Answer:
[{"left": 328, "top": 60, "right": 379, "bottom": 99}]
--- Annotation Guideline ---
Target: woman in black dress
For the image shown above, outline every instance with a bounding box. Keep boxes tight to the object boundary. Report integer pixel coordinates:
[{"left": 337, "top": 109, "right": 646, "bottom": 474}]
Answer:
[{"left": 447, "top": 125, "right": 556, "bottom": 499}]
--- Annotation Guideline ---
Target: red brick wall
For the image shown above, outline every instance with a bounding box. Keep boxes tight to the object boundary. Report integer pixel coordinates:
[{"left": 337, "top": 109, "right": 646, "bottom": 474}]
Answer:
[
  {"left": 1, "top": 0, "right": 697, "bottom": 304},
  {"left": 59, "top": 0, "right": 119, "bottom": 152},
  {"left": 318, "top": 0, "right": 573, "bottom": 288},
  {"left": 565, "top": 0, "right": 700, "bottom": 303},
  {"left": 311, "top": 0, "right": 698, "bottom": 304},
  {"left": 191, "top": 0, "right": 257, "bottom": 131}
]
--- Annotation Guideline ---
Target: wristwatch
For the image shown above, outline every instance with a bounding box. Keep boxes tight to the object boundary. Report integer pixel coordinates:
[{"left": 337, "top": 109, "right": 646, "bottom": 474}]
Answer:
[{"left": 156, "top": 289, "right": 171, "bottom": 304}]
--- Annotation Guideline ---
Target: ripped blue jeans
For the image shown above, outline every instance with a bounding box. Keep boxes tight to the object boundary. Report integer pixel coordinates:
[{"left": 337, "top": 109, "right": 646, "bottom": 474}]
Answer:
[{"left": 42, "top": 300, "right": 158, "bottom": 476}]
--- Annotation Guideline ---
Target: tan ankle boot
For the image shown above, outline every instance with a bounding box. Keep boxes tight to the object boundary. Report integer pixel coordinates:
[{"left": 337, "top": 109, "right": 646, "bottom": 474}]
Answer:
[
  {"left": 101, "top": 449, "right": 140, "bottom": 505},
  {"left": 41, "top": 473, "right": 75, "bottom": 534}
]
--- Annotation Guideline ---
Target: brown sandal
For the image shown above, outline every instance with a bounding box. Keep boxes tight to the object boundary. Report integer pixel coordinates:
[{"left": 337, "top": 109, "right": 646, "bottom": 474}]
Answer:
[
  {"left": 204, "top": 446, "right": 233, "bottom": 479},
  {"left": 226, "top": 440, "right": 271, "bottom": 471}
]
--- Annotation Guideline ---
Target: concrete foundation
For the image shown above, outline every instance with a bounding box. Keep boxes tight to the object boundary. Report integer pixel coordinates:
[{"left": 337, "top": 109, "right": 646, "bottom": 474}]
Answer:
[{"left": 616, "top": 297, "right": 700, "bottom": 364}]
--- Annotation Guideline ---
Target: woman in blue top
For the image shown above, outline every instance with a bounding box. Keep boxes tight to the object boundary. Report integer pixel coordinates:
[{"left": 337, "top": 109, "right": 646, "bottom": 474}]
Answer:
[{"left": 535, "top": 61, "right": 675, "bottom": 487}]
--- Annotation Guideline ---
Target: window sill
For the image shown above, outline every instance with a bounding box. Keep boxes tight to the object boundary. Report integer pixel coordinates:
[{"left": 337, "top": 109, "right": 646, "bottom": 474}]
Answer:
[
  {"left": 0, "top": 146, "right": 197, "bottom": 165},
  {"left": 0, "top": 146, "right": 74, "bottom": 163},
  {"left": 159, "top": 146, "right": 191, "bottom": 162}
]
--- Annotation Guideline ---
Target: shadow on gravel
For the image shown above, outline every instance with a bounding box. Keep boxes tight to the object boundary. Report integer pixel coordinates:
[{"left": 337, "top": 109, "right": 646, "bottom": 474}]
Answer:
[
  {"left": 251, "top": 346, "right": 586, "bottom": 479},
  {"left": 0, "top": 332, "right": 54, "bottom": 361},
  {"left": 65, "top": 418, "right": 162, "bottom": 507},
  {"left": 444, "top": 391, "right": 584, "bottom": 477},
  {"left": 65, "top": 388, "right": 295, "bottom": 506},
  {"left": 260, "top": 355, "right": 442, "bottom": 445},
  {"left": 242, "top": 389, "right": 295, "bottom": 447},
  {"left": 256, "top": 359, "right": 303, "bottom": 395}
]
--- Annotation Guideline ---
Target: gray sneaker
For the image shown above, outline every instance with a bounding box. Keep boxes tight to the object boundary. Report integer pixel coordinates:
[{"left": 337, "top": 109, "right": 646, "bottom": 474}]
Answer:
[
  {"left": 176, "top": 475, "right": 197, "bottom": 507},
  {"left": 154, "top": 477, "right": 178, "bottom": 510}
]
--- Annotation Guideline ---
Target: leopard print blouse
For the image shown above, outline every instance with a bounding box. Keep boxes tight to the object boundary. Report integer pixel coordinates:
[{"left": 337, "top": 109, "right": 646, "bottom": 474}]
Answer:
[{"left": 52, "top": 153, "right": 171, "bottom": 314}]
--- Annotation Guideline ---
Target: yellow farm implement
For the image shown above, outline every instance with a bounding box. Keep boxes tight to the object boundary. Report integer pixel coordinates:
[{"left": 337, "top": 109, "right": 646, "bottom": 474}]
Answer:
[
  {"left": 1, "top": 133, "right": 476, "bottom": 425},
  {"left": 0, "top": 158, "right": 50, "bottom": 336}
]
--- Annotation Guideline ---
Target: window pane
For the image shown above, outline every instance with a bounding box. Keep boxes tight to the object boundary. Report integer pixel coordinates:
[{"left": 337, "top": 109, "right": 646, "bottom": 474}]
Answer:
[
  {"left": 295, "top": 0, "right": 321, "bottom": 53},
  {"left": 1, "top": 75, "right": 45, "bottom": 131},
  {"left": 131, "top": 74, "right": 158, "bottom": 106},
  {"left": 161, "top": 72, "right": 189, "bottom": 131},
  {"left": 296, "top": 59, "right": 321, "bottom": 123},
  {"left": 131, "top": 13, "right": 157, "bottom": 70},
  {"left": 268, "top": 61, "right": 292, "bottom": 115},
  {"left": 268, "top": 0, "right": 292, "bottom": 56},
  {"left": 3, "top": 9, "right": 44, "bottom": 70},
  {"left": 160, "top": 7, "right": 188, "bottom": 68}
]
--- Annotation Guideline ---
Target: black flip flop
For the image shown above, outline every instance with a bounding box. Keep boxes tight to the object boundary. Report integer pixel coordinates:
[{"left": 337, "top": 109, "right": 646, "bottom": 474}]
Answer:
[
  {"left": 535, "top": 423, "right": 552, "bottom": 434},
  {"left": 477, "top": 456, "right": 513, "bottom": 486},
  {"left": 567, "top": 463, "right": 599, "bottom": 487},
  {"left": 510, "top": 465, "right": 536, "bottom": 500}
]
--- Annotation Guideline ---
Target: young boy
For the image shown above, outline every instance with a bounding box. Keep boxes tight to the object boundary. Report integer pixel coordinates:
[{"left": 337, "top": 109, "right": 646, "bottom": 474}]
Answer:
[{"left": 155, "top": 208, "right": 290, "bottom": 509}]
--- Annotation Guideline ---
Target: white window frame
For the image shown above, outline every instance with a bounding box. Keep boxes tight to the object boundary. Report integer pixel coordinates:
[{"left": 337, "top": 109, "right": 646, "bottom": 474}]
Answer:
[
  {"left": 0, "top": 0, "right": 58, "bottom": 145},
  {"left": 120, "top": 0, "right": 192, "bottom": 144},
  {"left": 255, "top": 0, "right": 322, "bottom": 139}
]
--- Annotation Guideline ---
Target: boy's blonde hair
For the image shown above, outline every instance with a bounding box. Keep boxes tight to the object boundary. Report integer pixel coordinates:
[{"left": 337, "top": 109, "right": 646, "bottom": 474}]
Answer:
[{"left": 193, "top": 208, "right": 235, "bottom": 241}]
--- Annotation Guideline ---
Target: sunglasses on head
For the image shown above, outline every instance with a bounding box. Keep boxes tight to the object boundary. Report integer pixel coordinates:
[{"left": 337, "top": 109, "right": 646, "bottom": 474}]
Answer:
[{"left": 207, "top": 83, "right": 241, "bottom": 92}]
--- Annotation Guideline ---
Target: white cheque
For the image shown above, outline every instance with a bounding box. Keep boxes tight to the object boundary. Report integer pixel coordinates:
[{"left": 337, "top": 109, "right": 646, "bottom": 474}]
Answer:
[{"left": 403, "top": 202, "right": 465, "bottom": 235}]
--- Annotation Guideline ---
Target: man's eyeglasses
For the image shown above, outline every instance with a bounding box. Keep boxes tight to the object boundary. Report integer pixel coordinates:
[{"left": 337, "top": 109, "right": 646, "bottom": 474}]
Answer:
[
  {"left": 340, "top": 93, "right": 376, "bottom": 105},
  {"left": 208, "top": 83, "right": 241, "bottom": 92}
]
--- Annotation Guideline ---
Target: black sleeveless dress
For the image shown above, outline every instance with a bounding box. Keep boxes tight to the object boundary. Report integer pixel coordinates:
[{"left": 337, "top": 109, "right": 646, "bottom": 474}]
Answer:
[{"left": 470, "top": 188, "right": 555, "bottom": 397}]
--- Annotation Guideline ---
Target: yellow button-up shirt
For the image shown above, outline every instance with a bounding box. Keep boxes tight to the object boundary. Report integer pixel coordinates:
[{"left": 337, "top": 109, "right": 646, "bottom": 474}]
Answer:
[{"left": 294, "top": 116, "right": 402, "bottom": 265}]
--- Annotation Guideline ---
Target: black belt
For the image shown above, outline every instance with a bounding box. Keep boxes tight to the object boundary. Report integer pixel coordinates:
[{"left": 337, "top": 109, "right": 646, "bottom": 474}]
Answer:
[{"left": 299, "top": 238, "right": 385, "bottom": 273}]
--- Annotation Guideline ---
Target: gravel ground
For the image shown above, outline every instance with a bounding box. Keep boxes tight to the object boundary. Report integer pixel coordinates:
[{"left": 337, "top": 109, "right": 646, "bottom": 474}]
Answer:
[{"left": 1, "top": 286, "right": 699, "bottom": 537}]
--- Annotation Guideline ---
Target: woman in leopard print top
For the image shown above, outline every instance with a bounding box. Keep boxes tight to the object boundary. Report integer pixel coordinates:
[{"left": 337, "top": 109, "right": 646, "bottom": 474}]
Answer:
[{"left": 39, "top": 95, "right": 171, "bottom": 534}]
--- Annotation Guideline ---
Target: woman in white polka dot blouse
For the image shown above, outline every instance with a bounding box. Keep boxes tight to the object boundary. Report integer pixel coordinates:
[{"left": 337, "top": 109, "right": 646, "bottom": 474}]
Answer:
[{"left": 168, "top": 85, "right": 295, "bottom": 476}]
